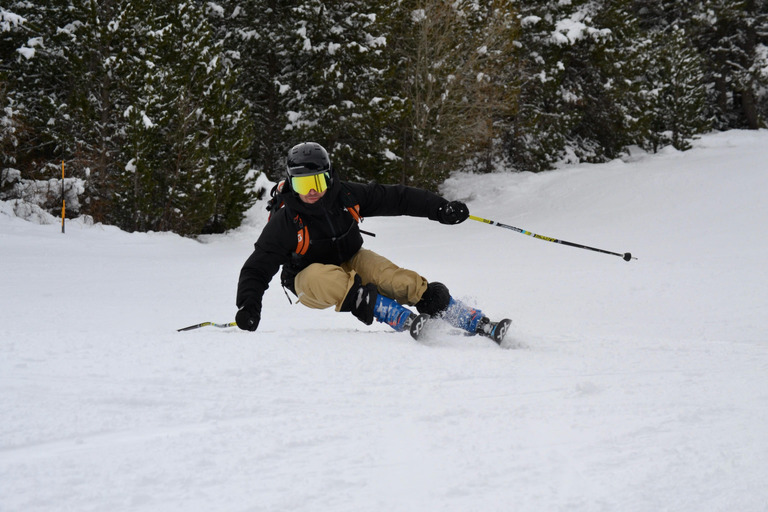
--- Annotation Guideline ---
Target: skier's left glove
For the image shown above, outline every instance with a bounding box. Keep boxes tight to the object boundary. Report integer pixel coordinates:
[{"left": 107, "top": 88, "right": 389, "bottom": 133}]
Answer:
[
  {"left": 235, "top": 300, "right": 261, "bottom": 331},
  {"left": 437, "top": 201, "right": 469, "bottom": 225}
]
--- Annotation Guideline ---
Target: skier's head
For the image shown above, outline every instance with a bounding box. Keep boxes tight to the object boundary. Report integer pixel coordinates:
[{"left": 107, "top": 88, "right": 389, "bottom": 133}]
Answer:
[{"left": 286, "top": 142, "right": 332, "bottom": 199}]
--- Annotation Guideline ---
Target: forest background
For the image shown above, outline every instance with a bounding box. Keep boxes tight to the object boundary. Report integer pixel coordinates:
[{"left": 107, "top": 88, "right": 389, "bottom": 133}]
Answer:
[{"left": 1, "top": 0, "right": 767, "bottom": 235}]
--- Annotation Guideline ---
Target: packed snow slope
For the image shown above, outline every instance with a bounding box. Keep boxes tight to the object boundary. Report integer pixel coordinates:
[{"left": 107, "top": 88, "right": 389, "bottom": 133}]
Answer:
[{"left": 1, "top": 130, "right": 767, "bottom": 512}]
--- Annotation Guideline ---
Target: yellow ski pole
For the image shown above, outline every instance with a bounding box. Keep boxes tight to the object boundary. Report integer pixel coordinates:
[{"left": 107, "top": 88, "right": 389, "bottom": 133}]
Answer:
[{"left": 469, "top": 215, "right": 636, "bottom": 262}]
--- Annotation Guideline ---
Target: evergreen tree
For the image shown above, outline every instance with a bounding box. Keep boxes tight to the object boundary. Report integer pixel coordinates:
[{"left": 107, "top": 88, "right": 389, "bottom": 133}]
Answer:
[
  {"left": 694, "top": 0, "right": 768, "bottom": 129},
  {"left": 289, "top": 1, "right": 391, "bottom": 184},
  {"left": 2, "top": 0, "right": 254, "bottom": 234},
  {"left": 376, "top": 0, "right": 518, "bottom": 188},
  {"left": 4, "top": 0, "right": 768, "bottom": 233},
  {"left": 1, "top": 7, "right": 26, "bottom": 168},
  {"left": 508, "top": 0, "right": 593, "bottom": 171},
  {"left": 1, "top": 2, "right": 69, "bottom": 184},
  {"left": 209, "top": 0, "right": 389, "bottom": 183},
  {"left": 0, "top": 0, "right": 153, "bottom": 219},
  {"left": 569, "top": 0, "right": 644, "bottom": 161},
  {"left": 213, "top": 0, "right": 517, "bottom": 189},
  {"left": 116, "top": 0, "right": 254, "bottom": 234},
  {"left": 634, "top": 0, "right": 768, "bottom": 129},
  {"left": 508, "top": 0, "right": 653, "bottom": 171},
  {"left": 637, "top": 26, "right": 709, "bottom": 151},
  {"left": 207, "top": 1, "right": 296, "bottom": 180}
]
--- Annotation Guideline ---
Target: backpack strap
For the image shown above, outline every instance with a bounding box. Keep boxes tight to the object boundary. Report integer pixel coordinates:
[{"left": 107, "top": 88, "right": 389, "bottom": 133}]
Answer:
[
  {"left": 293, "top": 213, "right": 310, "bottom": 255},
  {"left": 339, "top": 184, "right": 376, "bottom": 237},
  {"left": 346, "top": 203, "right": 362, "bottom": 223},
  {"left": 266, "top": 180, "right": 287, "bottom": 221},
  {"left": 339, "top": 184, "right": 363, "bottom": 223},
  {"left": 265, "top": 180, "right": 308, "bottom": 254}
]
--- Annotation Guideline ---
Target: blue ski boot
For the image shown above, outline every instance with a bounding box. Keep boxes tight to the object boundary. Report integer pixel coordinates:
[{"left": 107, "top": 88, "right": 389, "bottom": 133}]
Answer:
[
  {"left": 444, "top": 297, "right": 485, "bottom": 333},
  {"left": 444, "top": 297, "right": 511, "bottom": 344},
  {"left": 374, "top": 295, "right": 429, "bottom": 340}
]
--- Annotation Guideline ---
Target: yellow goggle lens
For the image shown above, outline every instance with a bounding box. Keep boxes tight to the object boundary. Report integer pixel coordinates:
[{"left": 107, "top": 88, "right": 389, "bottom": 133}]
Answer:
[{"left": 291, "top": 173, "right": 329, "bottom": 195}]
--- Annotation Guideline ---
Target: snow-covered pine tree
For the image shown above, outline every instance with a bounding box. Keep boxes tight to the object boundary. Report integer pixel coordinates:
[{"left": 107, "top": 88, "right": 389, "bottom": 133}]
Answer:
[
  {"left": 209, "top": 0, "right": 390, "bottom": 184},
  {"left": 375, "top": 0, "right": 518, "bottom": 188},
  {"left": 0, "top": 0, "right": 140, "bottom": 219},
  {"left": 508, "top": 0, "right": 586, "bottom": 171},
  {"left": 565, "top": 0, "right": 644, "bottom": 162},
  {"left": 1, "top": 3, "right": 44, "bottom": 176},
  {"left": 1, "top": 8, "right": 25, "bottom": 170},
  {"left": 634, "top": 0, "right": 768, "bottom": 130},
  {"left": 507, "top": 0, "right": 650, "bottom": 171},
  {"left": 116, "top": 0, "right": 254, "bottom": 235},
  {"left": 207, "top": 0, "right": 294, "bottom": 180},
  {"left": 288, "top": 1, "right": 391, "bottom": 185},
  {"left": 692, "top": 0, "right": 768, "bottom": 129},
  {"left": 637, "top": 26, "right": 709, "bottom": 151}
]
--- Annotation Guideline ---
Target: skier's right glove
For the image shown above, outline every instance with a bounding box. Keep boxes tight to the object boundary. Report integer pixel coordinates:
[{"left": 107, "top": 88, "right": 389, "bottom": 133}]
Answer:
[{"left": 235, "top": 301, "right": 261, "bottom": 331}]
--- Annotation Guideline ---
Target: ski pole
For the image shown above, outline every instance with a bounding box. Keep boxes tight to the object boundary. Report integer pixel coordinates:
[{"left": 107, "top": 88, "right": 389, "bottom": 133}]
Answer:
[
  {"left": 469, "top": 215, "right": 636, "bottom": 262},
  {"left": 177, "top": 321, "right": 237, "bottom": 332}
]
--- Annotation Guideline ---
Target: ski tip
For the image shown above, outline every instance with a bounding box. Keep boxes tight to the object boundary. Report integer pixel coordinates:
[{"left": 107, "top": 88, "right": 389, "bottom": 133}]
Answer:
[
  {"left": 409, "top": 314, "right": 430, "bottom": 341},
  {"left": 491, "top": 318, "right": 512, "bottom": 345}
]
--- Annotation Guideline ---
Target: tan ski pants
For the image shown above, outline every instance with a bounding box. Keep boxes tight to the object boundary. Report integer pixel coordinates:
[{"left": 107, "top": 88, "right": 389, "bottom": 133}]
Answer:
[{"left": 294, "top": 248, "right": 428, "bottom": 311}]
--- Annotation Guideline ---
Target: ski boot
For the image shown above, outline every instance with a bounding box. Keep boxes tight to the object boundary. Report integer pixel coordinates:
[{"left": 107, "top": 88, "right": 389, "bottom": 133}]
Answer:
[
  {"left": 374, "top": 295, "right": 429, "bottom": 341},
  {"left": 444, "top": 297, "right": 511, "bottom": 344}
]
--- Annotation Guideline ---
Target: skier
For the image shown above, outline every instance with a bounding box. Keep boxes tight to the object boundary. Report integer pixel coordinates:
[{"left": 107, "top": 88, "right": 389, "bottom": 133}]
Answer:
[{"left": 235, "top": 142, "right": 510, "bottom": 342}]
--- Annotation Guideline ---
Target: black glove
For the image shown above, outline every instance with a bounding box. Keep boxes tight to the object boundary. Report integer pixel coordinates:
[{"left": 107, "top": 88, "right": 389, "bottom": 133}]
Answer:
[
  {"left": 235, "top": 301, "right": 261, "bottom": 331},
  {"left": 436, "top": 201, "right": 469, "bottom": 225}
]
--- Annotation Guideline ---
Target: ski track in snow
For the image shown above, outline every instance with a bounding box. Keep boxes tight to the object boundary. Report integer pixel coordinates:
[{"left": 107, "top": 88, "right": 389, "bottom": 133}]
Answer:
[{"left": 2, "top": 130, "right": 768, "bottom": 511}]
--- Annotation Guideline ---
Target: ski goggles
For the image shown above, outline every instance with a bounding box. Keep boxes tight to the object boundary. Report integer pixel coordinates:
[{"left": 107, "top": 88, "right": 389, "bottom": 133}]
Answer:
[{"left": 291, "top": 172, "right": 330, "bottom": 195}]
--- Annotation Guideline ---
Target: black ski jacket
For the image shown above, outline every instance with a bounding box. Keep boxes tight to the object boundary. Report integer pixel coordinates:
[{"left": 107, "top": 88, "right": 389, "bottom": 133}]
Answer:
[{"left": 236, "top": 176, "right": 449, "bottom": 312}]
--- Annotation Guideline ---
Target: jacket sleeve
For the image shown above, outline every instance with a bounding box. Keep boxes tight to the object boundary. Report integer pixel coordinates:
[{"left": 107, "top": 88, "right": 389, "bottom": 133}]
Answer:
[
  {"left": 236, "top": 211, "right": 297, "bottom": 310},
  {"left": 345, "top": 182, "right": 448, "bottom": 220}
]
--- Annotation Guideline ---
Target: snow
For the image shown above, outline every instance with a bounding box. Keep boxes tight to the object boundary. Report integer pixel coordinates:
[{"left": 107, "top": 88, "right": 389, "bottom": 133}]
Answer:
[
  {"left": 383, "top": 149, "right": 400, "bottom": 161},
  {"left": 552, "top": 14, "right": 611, "bottom": 45},
  {"left": 206, "top": 2, "right": 225, "bottom": 18},
  {"left": 0, "top": 8, "right": 26, "bottom": 32},
  {"left": 141, "top": 112, "right": 154, "bottom": 129},
  {"left": 365, "top": 34, "right": 386, "bottom": 49},
  {"left": 521, "top": 15, "right": 542, "bottom": 27},
  {"left": 16, "top": 46, "right": 35, "bottom": 60},
  {"left": 2, "top": 130, "right": 768, "bottom": 511}
]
